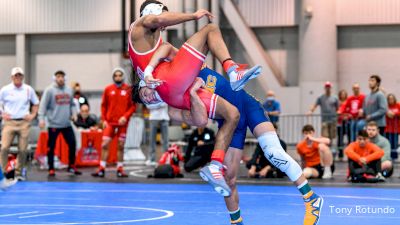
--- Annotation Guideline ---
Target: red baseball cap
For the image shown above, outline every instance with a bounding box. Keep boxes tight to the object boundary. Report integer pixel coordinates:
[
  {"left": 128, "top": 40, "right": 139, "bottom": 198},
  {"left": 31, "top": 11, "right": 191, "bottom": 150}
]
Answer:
[{"left": 324, "top": 81, "right": 332, "bottom": 87}]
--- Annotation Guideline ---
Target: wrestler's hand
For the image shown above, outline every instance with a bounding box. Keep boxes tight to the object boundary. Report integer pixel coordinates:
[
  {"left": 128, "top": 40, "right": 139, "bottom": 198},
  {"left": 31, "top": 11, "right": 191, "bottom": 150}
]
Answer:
[
  {"left": 190, "top": 78, "right": 205, "bottom": 95},
  {"left": 193, "top": 9, "right": 214, "bottom": 21},
  {"left": 145, "top": 76, "right": 163, "bottom": 88}
]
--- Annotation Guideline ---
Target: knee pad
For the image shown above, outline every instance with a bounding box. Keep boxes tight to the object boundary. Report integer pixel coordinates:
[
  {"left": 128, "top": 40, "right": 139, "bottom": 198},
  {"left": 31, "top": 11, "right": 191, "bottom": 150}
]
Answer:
[{"left": 258, "top": 132, "right": 302, "bottom": 182}]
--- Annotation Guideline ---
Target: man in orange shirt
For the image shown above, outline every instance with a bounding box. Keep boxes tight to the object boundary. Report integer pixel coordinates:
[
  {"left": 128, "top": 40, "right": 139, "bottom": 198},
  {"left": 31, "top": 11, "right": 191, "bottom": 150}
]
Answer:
[
  {"left": 297, "top": 125, "right": 334, "bottom": 179},
  {"left": 344, "top": 130, "right": 385, "bottom": 182},
  {"left": 92, "top": 67, "right": 136, "bottom": 178}
]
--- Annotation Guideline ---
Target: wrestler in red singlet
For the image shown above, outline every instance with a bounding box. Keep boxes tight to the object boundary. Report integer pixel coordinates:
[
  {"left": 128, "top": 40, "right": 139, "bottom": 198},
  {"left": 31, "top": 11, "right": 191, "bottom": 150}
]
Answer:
[{"left": 128, "top": 25, "right": 219, "bottom": 118}]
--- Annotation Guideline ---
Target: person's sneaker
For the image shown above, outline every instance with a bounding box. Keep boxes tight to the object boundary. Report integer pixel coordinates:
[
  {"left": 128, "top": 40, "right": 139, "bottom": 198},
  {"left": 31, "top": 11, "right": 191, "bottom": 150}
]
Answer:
[
  {"left": 199, "top": 161, "right": 231, "bottom": 197},
  {"left": 117, "top": 167, "right": 129, "bottom": 178},
  {"left": 67, "top": 166, "right": 82, "bottom": 175},
  {"left": 304, "top": 192, "right": 323, "bottom": 225},
  {"left": 229, "top": 65, "right": 262, "bottom": 91},
  {"left": 91, "top": 167, "right": 105, "bottom": 178},
  {"left": 322, "top": 168, "right": 332, "bottom": 179},
  {"left": 48, "top": 169, "right": 56, "bottom": 177},
  {"left": 376, "top": 172, "right": 386, "bottom": 182},
  {"left": 0, "top": 178, "right": 17, "bottom": 190}
]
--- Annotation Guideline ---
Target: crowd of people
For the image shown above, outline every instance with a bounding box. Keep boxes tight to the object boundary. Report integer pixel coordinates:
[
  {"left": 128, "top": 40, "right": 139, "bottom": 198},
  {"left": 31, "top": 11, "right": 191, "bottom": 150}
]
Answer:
[{"left": 0, "top": 66, "right": 138, "bottom": 181}]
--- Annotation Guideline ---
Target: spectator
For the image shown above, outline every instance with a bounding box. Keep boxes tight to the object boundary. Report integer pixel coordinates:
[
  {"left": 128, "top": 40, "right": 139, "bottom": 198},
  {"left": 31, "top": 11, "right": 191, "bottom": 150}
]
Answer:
[
  {"left": 72, "top": 82, "right": 89, "bottom": 107},
  {"left": 146, "top": 102, "right": 169, "bottom": 166},
  {"left": 336, "top": 89, "right": 350, "bottom": 160},
  {"left": 92, "top": 67, "right": 136, "bottom": 178},
  {"left": 366, "top": 121, "right": 393, "bottom": 178},
  {"left": 38, "top": 70, "right": 82, "bottom": 177},
  {"left": 74, "top": 104, "right": 98, "bottom": 130},
  {"left": 296, "top": 124, "right": 333, "bottom": 179},
  {"left": 0, "top": 67, "right": 39, "bottom": 181},
  {"left": 385, "top": 93, "right": 400, "bottom": 159},
  {"left": 339, "top": 83, "right": 365, "bottom": 142},
  {"left": 358, "top": 75, "right": 388, "bottom": 135},
  {"left": 247, "top": 137, "right": 287, "bottom": 178},
  {"left": 308, "top": 81, "right": 339, "bottom": 141},
  {"left": 184, "top": 127, "right": 215, "bottom": 172},
  {"left": 344, "top": 130, "right": 385, "bottom": 182},
  {"left": 262, "top": 90, "right": 281, "bottom": 127}
]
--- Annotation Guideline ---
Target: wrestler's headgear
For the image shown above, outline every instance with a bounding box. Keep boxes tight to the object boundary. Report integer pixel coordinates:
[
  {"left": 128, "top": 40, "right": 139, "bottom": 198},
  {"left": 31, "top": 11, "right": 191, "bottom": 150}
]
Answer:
[
  {"left": 140, "top": 0, "right": 169, "bottom": 17},
  {"left": 132, "top": 79, "right": 164, "bottom": 107}
]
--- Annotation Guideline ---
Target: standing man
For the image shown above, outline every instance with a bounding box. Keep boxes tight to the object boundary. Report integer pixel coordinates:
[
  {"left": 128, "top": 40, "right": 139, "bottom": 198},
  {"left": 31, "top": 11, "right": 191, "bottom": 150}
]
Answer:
[
  {"left": 92, "top": 67, "right": 136, "bottom": 178},
  {"left": 308, "top": 81, "right": 339, "bottom": 141},
  {"left": 338, "top": 83, "right": 365, "bottom": 142},
  {"left": 262, "top": 90, "right": 281, "bottom": 127},
  {"left": 359, "top": 75, "right": 387, "bottom": 134},
  {"left": 0, "top": 67, "right": 39, "bottom": 181},
  {"left": 38, "top": 70, "right": 81, "bottom": 177},
  {"left": 146, "top": 102, "right": 169, "bottom": 166}
]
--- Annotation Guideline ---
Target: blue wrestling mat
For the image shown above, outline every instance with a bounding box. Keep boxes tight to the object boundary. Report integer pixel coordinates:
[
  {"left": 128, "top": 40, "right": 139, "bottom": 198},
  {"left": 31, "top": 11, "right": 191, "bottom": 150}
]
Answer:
[{"left": 1, "top": 182, "right": 399, "bottom": 224}]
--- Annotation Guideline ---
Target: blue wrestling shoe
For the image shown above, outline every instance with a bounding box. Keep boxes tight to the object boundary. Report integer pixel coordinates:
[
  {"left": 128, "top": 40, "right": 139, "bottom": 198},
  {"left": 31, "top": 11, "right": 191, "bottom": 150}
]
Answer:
[
  {"left": 304, "top": 192, "right": 323, "bottom": 225},
  {"left": 229, "top": 65, "right": 262, "bottom": 91},
  {"left": 199, "top": 161, "right": 231, "bottom": 197}
]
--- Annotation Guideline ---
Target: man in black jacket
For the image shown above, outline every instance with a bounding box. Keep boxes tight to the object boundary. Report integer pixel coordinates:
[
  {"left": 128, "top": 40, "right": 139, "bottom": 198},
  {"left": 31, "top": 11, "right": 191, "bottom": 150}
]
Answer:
[{"left": 184, "top": 127, "right": 215, "bottom": 172}]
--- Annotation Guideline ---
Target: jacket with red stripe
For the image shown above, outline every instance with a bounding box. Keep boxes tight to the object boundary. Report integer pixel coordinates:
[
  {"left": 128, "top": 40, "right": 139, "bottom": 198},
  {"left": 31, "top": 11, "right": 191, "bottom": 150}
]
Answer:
[{"left": 101, "top": 83, "right": 136, "bottom": 125}]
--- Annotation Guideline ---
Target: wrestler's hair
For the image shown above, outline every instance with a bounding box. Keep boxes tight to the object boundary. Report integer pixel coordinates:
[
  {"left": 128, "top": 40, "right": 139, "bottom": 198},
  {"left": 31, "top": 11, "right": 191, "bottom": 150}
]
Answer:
[
  {"left": 131, "top": 82, "right": 144, "bottom": 104},
  {"left": 140, "top": 0, "right": 169, "bottom": 17},
  {"left": 130, "top": 70, "right": 144, "bottom": 104}
]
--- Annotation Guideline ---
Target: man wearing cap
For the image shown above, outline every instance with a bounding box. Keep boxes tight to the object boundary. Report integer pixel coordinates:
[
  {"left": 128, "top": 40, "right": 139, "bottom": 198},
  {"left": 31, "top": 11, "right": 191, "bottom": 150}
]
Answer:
[
  {"left": 0, "top": 67, "right": 39, "bottom": 181},
  {"left": 92, "top": 67, "right": 136, "bottom": 178},
  {"left": 38, "top": 70, "right": 82, "bottom": 177},
  {"left": 308, "top": 81, "right": 339, "bottom": 142}
]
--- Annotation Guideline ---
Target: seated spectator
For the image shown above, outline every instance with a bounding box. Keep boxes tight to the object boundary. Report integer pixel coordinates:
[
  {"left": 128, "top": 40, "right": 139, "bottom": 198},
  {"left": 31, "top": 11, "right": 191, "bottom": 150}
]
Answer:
[
  {"left": 72, "top": 82, "right": 90, "bottom": 107},
  {"left": 345, "top": 130, "right": 385, "bottom": 182},
  {"left": 247, "top": 136, "right": 287, "bottom": 178},
  {"left": 296, "top": 124, "right": 334, "bottom": 179},
  {"left": 74, "top": 104, "right": 98, "bottom": 130},
  {"left": 366, "top": 121, "right": 393, "bottom": 178},
  {"left": 184, "top": 127, "right": 215, "bottom": 172}
]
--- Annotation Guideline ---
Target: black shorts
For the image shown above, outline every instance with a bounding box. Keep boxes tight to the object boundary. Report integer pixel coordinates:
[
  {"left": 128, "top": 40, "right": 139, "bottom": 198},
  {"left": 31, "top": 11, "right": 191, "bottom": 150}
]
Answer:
[{"left": 311, "top": 164, "right": 324, "bottom": 178}]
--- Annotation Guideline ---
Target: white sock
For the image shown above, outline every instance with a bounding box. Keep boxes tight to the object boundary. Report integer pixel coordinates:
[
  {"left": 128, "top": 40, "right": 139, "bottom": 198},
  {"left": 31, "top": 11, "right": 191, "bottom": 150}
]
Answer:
[{"left": 100, "top": 161, "right": 106, "bottom": 168}]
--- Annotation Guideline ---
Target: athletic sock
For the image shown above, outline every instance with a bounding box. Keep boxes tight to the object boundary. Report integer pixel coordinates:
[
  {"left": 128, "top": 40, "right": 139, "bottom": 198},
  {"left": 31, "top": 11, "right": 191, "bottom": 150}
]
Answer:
[
  {"left": 100, "top": 161, "right": 106, "bottom": 168},
  {"left": 229, "top": 208, "right": 243, "bottom": 224},
  {"left": 211, "top": 149, "right": 225, "bottom": 164},
  {"left": 298, "top": 180, "right": 313, "bottom": 200}
]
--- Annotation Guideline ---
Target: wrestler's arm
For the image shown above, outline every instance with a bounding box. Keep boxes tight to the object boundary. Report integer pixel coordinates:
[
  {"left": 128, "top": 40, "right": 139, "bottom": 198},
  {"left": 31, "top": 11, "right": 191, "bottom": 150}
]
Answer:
[
  {"left": 141, "top": 9, "right": 213, "bottom": 29},
  {"left": 168, "top": 78, "right": 208, "bottom": 127},
  {"left": 144, "top": 42, "right": 177, "bottom": 86}
]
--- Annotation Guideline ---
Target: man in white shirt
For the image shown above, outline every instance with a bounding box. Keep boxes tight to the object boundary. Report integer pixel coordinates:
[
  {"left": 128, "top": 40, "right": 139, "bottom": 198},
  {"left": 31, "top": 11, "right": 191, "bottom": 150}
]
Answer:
[
  {"left": 0, "top": 67, "right": 39, "bottom": 181},
  {"left": 147, "top": 102, "right": 169, "bottom": 165}
]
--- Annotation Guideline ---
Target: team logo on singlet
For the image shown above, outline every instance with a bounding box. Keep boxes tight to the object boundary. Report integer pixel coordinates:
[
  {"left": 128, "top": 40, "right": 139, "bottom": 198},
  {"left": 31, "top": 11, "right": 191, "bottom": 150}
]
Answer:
[{"left": 205, "top": 75, "right": 217, "bottom": 94}]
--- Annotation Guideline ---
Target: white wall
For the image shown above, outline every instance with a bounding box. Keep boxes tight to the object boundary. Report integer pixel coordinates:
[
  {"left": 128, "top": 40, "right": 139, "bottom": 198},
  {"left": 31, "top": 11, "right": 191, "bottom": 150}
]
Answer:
[
  {"left": 0, "top": 36, "right": 16, "bottom": 86},
  {"left": 338, "top": 26, "right": 400, "bottom": 98},
  {"left": 29, "top": 33, "right": 123, "bottom": 91}
]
